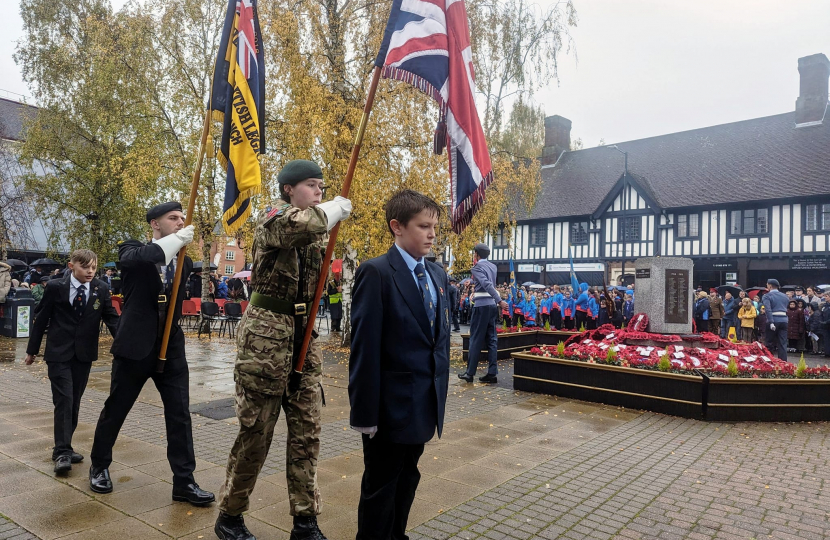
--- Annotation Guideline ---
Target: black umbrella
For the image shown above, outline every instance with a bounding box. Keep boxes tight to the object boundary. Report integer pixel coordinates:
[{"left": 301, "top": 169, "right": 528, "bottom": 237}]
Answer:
[
  {"left": 192, "top": 261, "right": 218, "bottom": 271},
  {"left": 521, "top": 281, "right": 535, "bottom": 287},
  {"left": 31, "top": 258, "right": 62, "bottom": 267},
  {"left": 780, "top": 284, "right": 800, "bottom": 292},
  {"left": 3, "top": 259, "right": 28, "bottom": 270},
  {"left": 716, "top": 285, "right": 742, "bottom": 298}
]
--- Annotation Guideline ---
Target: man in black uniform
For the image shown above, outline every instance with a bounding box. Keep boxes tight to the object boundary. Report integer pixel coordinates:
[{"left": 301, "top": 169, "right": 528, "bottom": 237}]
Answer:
[
  {"left": 449, "top": 277, "right": 461, "bottom": 332},
  {"left": 89, "top": 202, "right": 214, "bottom": 506}
]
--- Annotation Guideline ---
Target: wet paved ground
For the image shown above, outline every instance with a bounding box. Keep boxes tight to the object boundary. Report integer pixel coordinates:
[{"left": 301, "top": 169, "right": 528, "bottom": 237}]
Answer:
[{"left": 2, "top": 321, "right": 830, "bottom": 539}]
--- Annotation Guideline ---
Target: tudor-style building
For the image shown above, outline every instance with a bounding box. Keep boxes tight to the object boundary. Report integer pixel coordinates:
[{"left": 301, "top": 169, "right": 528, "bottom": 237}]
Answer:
[{"left": 487, "top": 53, "right": 830, "bottom": 290}]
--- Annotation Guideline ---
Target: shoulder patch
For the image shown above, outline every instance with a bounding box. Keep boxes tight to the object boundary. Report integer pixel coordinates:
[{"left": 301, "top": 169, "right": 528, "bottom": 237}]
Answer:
[{"left": 267, "top": 204, "right": 291, "bottom": 219}]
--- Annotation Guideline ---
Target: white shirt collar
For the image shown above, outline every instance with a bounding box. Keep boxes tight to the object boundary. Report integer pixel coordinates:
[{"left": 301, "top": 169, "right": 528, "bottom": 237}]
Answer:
[{"left": 69, "top": 274, "right": 86, "bottom": 290}]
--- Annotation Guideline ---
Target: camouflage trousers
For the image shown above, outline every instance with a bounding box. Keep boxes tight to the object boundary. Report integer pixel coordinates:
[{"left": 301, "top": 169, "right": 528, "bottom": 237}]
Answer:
[{"left": 218, "top": 313, "right": 323, "bottom": 517}]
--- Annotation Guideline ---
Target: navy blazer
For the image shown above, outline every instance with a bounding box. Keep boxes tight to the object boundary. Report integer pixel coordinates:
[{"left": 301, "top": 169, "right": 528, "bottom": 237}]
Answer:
[
  {"left": 110, "top": 240, "right": 192, "bottom": 361},
  {"left": 26, "top": 276, "right": 119, "bottom": 363},
  {"left": 349, "top": 245, "right": 451, "bottom": 445}
]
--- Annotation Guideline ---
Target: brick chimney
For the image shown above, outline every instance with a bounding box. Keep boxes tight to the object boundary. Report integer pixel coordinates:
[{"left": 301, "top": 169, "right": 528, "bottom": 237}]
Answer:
[
  {"left": 795, "top": 53, "right": 830, "bottom": 125},
  {"left": 542, "top": 115, "right": 571, "bottom": 166}
]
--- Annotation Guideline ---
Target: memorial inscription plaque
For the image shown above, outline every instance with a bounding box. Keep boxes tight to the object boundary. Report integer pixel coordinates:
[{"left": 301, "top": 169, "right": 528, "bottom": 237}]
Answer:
[{"left": 664, "top": 269, "right": 689, "bottom": 324}]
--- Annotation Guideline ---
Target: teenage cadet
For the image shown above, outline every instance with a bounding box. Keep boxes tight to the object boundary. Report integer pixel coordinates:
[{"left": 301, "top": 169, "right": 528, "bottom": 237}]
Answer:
[{"left": 215, "top": 160, "right": 351, "bottom": 540}]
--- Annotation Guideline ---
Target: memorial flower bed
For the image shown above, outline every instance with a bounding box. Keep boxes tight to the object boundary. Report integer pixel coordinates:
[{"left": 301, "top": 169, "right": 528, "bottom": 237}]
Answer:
[{"left": 527, "top": 323, "right": 830, "bottom": 379}]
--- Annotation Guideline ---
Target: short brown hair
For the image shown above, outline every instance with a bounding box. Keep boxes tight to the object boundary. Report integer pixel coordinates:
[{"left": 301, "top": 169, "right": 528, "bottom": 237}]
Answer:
[
  {"left": 384, "top": 189, "right": 442, "bottom": 235},
  {"left": 70, "top": 249, "right": 98, "bottom": 266}
]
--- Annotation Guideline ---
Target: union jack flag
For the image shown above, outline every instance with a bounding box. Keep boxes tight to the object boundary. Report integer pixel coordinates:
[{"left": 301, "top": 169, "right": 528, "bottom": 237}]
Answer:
[{"left": 376, "top": 0, "right": 493, "bottom": 233}]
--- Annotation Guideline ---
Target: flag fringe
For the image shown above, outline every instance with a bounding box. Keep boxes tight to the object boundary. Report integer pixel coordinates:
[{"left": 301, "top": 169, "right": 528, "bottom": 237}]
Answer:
[
  {"left": 217, "top": 150, "right": 229, "bottom": 172},
  {"left": 451, "top": 169, "right": 493, "bottom": 234},
  {"left": 221, "top": 183, "right": 262, "bottom": 236},
  {"left": 381, "top": 66, "right": 445, "bottom": 107}
]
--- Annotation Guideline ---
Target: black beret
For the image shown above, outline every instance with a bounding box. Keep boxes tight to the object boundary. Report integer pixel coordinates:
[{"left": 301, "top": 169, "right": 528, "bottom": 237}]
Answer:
[
  {"left": 146, "top": 201, "right": 183, "bottom": 223},
  {"left": 767, "top": 278, "right": 780, "bottom": 288},
  {"left": 474, "top": 243, "right": 490, "bottom": 258},
  {"left": 277, "top": 159, "right": 323, "bottom": 187}
]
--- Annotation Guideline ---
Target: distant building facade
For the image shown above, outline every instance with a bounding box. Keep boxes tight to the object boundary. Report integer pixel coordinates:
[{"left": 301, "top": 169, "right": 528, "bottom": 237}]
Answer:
[{"left": 486, "top": 53, "right": 830, "bottom": 291}]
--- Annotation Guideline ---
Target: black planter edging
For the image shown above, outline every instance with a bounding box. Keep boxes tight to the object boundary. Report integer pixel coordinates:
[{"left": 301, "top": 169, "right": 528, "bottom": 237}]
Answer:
[
  {"left": 705, "top": 377, "right": 830, "bottom": 422},
  {"left": 462, "top": 331, "right": 538, "bottom": 362},
  {"left": 461, "top": 330, "right": 578, "bottom": 363},
  {"left": 513, "top": 352, "right": 830, "bottom": 422},
  {"left": 512, "top": 353, "right": 703, "bottom": 418}
]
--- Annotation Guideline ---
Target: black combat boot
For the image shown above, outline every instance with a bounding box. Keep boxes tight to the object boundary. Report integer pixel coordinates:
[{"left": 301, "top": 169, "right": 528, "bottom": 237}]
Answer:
[
  {"left": 289, "top": 516, "right": 327, "bottom": 540},
  {"left": 215, "top": 511, "right": 256, "bottom": 540}
]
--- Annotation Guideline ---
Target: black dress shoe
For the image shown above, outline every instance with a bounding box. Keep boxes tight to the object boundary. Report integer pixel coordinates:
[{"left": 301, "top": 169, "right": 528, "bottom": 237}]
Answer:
[
  {"left": 54, "top": 455, "right": 71, "bottom": 474},
  {"left": 172, "top": 482, "right": 215, "bottom": 506},
  {"left": 457, "top": 373, "right": 473, "bottom": 382},
  {"left": 290, "top": 516, "right": 327, "bottom": 540},
  {"left": 52, "top": 452, "right": 83, "bottom": 463},
  {"left": 215, "top": 511, "right": 256, "bottom": 540},
  {"left": 89, "top": 466, "right": 113, "bottom": 493},
  {"left": 479, "top": 374, "right": 498, "bottom": 383}
]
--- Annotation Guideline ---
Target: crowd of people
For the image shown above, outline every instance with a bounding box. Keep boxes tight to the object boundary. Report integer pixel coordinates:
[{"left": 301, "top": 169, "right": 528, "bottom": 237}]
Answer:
[
  {"left": 693, "top": 285, "right": 830, "bottom": 355},
  {"left": 450, "top": 280, "right": 636, "bottom": 331}
]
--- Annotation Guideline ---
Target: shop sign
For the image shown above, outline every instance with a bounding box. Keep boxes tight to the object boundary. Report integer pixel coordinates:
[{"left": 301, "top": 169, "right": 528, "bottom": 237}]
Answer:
[
  {"left": 517, "top": 264, "right": 537, "bottom": 272},
  {"left": 635, "top": 268, "right": 650, "bottom": 279},
  {"left": 545, "top": 262, "right": 605, "bottom": 272},
  {"left": 790, "top": 257, "right": 829, "bottom": 271}
]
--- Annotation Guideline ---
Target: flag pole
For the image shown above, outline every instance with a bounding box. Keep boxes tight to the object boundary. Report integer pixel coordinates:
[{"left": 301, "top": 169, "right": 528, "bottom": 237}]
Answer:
[
  {"left": 157, "top": 108, "right": 212, "bottom": 373},
  {"left": 289, "top": 66, "right": 382, "bottom": 387}
]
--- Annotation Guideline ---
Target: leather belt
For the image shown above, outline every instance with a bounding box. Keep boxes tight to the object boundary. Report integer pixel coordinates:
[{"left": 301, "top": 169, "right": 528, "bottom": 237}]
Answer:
[{"left": 250, "top": 291, "right": 310, "bottom": 316}]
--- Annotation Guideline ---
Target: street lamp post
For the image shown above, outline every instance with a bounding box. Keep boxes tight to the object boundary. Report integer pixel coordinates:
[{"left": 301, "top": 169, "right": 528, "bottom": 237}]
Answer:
[{"left": 608, "top": 145, "right": 628, "bottom": 284}]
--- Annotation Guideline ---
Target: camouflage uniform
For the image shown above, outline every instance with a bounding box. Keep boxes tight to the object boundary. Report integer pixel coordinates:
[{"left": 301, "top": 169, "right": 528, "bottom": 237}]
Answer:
[{"left": 218, "top": 203, "right": 328, "bottom": 517}]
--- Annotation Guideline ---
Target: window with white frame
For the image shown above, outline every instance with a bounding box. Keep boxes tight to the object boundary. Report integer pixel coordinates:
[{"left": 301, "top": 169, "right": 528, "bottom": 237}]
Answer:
[
  {"left": 529, "top": 223, "right": 547, "bottom": 247},
  {"left": 224, "top": 265, "right": 235, "bottom": 275},
  {"left": 225, "top": 250, "right": 235, "bottom": 261},
  {"left": 676, "top": 213, "right": 700, "bottom": 238},
  {"left": 570, "top": 222, "right": 588, "bottom": 244},
  {"left": 805, "top": 203, "right": 830, "bottom": 232},
  {"left": 730, "top": 208, "right": 768, "bottom": 235}
]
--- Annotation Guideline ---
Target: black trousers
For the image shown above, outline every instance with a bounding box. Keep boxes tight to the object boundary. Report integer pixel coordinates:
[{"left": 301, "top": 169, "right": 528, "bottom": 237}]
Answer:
[
  {"left": 451, "top": 309, "right": 460, "bottom": 330},
  {"left": 47, "top": 359, "right": 92, "bottom": 459},
  {"left": 552, "top": 310, "right": 562, "bottom": 330},
  {"left": 357, "top": 434, "right": 425, "bottom": 540},
  {"left": 575, "top": 310, "right": 588, "bottom": 330},
  {"left": 91, "top": 351, "right": 196, "bottom": 486}
]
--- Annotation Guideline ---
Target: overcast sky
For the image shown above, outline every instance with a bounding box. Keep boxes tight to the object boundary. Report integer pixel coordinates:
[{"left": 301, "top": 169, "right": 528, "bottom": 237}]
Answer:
[{"left": 1, "top": 0, "right": 828, "bottom": 146}]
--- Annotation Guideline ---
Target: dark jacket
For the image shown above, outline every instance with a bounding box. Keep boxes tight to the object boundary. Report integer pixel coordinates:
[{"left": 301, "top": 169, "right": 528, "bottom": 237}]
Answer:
[
  {"left": 722, "top": 297, "right": 738, "bottom": 319},
  {"left": 448, "top": 284, "right": 459, "bottom": 313},
  {"left": 110, "top": 240, "right": 193, "bottom": 361},
  {"left": 349, "top": 245, "right": 450, "bottom": 445},
  {"left": 787, "top": 306, "right": 805, "bottom": 339},
  {"left": 694, "top": 297, "right": 710, "bottom": 319},
  {"left": 26, "top": 276, "right": 119, "bottom": 362}
]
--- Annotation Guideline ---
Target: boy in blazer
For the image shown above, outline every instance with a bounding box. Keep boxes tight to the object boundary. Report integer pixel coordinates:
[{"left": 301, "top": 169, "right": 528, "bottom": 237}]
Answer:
[
  {"left": 25, "top": 249, "right": 120, "bottom": 474},
  {"left": 349, "top": 189, "right": 451, "bottom": 540}
]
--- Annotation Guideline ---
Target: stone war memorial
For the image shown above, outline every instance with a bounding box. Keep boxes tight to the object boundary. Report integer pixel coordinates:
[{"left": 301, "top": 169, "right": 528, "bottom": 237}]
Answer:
[{"left": 513, "top": 256, "right": 830, "bottom": 422}]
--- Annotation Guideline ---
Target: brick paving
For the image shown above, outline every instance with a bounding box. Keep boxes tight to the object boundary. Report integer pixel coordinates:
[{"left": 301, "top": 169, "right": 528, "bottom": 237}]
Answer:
[{"left": 3, "top": 333, "right": 830, "bottom": 539}]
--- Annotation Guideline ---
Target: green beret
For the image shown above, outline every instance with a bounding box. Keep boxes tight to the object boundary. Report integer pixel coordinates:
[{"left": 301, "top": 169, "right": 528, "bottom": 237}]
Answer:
[{"left": 277, "top": 159, "right": 323, "bottom": 187}]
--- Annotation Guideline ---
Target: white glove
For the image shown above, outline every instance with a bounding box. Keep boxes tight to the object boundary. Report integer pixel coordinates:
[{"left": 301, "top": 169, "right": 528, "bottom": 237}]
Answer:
[
  {"left": 769, "top": 323, "right": 776, "bottom": 331},
  {"left": 155, "top": 225, "right": 195, "bottom": 265},
  {"left": 317, "top": 197, "right": 353, "bottom": 231}
]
